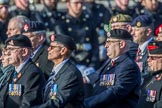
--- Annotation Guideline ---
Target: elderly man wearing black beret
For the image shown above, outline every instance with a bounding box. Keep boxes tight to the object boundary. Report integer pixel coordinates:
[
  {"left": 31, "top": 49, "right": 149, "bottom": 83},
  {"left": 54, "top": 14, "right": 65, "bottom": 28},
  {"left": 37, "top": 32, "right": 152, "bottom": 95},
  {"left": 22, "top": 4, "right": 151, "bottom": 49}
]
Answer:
[
  {"left": 84, "top": 29, "right": 141, "bottom": 108},
  {"left": 22, "top": 21, "right": 53, "bottom": 80},
  {"left": 137, "top": 40, "right": 162, "bottom": 108},
  {"left": 34, "top": 34, "right": 84, "bottom": 108},
  {"left": 0, "top": 34, "right": 46, "bottom": 108}
]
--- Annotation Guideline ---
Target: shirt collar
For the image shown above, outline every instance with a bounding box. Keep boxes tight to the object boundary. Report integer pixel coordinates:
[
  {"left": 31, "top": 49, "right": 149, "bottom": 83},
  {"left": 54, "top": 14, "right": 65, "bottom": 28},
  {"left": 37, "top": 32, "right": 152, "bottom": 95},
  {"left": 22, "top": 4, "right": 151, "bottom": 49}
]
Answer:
[
  {"left": 31, "top": 45, "right": 43, "bottom": 58},
  {"left": 15, "top": 58, "right": 30, "bottom": 73},
  {"left": 52, "top": 59, "right": 69, "bottom": 75},
  {"left": 139, "top": 37, "right": 153, "bottom": 53}
]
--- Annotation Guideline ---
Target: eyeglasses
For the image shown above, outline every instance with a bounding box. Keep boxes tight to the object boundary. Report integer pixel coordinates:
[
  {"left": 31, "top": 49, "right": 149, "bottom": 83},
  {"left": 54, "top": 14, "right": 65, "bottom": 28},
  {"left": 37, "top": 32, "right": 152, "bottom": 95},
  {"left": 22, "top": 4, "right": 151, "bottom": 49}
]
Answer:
[
  {"left": 5, "top": 47, "right": 21, "bottom": 52},
  {"left": 105, "top": 40, "right": 120, "bottom": 45},
  {"left": 49, "top": 45, "right": 64, "bottom": 50}
]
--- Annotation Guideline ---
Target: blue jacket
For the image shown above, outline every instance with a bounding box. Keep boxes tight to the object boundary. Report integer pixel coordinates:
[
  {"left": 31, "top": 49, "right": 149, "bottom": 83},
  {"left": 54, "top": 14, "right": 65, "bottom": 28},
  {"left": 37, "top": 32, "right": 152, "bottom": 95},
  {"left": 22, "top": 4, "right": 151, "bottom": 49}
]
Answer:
[{"left": 85, "top": 53, "right": 141, "bottom": 108}]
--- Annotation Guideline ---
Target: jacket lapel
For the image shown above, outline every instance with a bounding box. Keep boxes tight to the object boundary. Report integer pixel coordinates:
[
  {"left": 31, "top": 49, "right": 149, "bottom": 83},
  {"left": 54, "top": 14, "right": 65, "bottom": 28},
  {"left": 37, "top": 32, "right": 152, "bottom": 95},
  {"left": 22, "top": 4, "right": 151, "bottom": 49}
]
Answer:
[
  {"left": 53, "top": 60, "right": 71, "bottom": 83},
  {"left": 32, "top": 46, "right": 45, "bottom": 62},
  {"left": 14, "top": 59, "right": 32, "bottom": 83}
]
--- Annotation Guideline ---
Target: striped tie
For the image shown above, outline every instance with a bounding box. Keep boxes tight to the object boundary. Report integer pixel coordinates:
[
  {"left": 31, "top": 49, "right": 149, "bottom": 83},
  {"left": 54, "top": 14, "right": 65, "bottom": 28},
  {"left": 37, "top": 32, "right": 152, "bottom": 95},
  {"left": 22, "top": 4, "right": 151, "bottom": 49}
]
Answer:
[{"left": 44, "top": 71, "right": 55, "bottom": 98}]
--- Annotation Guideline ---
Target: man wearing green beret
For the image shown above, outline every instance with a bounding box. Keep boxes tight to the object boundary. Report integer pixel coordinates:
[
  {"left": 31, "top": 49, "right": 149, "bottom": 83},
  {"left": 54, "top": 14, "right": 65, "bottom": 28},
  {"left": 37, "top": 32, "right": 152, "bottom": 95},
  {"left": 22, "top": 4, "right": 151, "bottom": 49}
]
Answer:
[{"left": 104, "top": 14, "right": 139, "bottom": 60}]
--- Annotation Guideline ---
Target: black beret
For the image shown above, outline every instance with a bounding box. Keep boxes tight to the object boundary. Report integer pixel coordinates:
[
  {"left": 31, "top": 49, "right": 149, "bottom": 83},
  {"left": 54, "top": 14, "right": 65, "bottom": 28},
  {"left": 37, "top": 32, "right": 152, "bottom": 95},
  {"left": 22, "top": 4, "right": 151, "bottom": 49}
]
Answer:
[
  {"left": 147, "top": 41, "right": 162, "bottom": 54},
  {"left": 107, "top": 29, "right": 132, "bottom": 40},
  {"left": 5, "top": 34, "right": 32, "bottom": 48},
  {"left": 22, "top": 21, "right": 45, "bottom": 33},
  {"left": 131, "top": 15, "right": 153, "bottom": 27},
  {"left": 49, "top": 34, "right": 76, "bottom": 51}
]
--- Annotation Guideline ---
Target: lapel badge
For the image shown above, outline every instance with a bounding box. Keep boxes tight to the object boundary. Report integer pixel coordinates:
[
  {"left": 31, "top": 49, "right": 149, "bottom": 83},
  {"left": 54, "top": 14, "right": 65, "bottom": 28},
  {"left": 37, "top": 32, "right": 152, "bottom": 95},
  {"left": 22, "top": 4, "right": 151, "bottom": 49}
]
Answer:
[{"left": 36, "top": 63, "right": 39, "bottom": 67}]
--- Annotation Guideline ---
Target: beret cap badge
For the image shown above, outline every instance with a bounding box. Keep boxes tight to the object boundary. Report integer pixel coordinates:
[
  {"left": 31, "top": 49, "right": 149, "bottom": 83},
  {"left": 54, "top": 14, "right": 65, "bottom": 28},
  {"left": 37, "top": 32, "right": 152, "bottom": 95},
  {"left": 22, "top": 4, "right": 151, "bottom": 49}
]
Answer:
[
  {"left": 8, "top": 40, "right": 14, "bottom": 46},
  {"left": 113, "top": 17, "right": 118, "bottom": 22},
  {"left": 136, "top": 22, "right": 141, "bottom": 27}
]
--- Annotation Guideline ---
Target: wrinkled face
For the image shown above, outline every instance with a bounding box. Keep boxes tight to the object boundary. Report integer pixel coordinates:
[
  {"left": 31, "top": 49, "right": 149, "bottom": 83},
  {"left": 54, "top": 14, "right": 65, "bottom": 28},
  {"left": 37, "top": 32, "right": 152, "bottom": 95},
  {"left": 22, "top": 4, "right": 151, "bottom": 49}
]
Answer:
[
  {"left": 105, "top": 38, "right": 121, "bottom": 59},
  {"left": 68, "top": 0, "right": 83, "bottom": 16},
  {"left": 23, "top": 32, "right": 41, "bottom": 50},
  {"left": 48, "top": 42, "right": 64, "bottom": 61},
  {"left": 143, "top": 0, "right": 158, "bottom": 11},
  {"left": 44, "top": 0, "right": 57, "bottom": 9},
  {"left": 131, "top": 27, "right": 148, "bottom": 44},
  {"left": 5, "top": 45, "right": 23, "bottom": 67},
  {"left": 7, "top": 20, "right": 21, "bottom": 37},
  {"left": 147, "top": 54, "right": 162, "bottom": 72},
  {"left": 0, "top": 4, "right": 8, "bottom": 20}
]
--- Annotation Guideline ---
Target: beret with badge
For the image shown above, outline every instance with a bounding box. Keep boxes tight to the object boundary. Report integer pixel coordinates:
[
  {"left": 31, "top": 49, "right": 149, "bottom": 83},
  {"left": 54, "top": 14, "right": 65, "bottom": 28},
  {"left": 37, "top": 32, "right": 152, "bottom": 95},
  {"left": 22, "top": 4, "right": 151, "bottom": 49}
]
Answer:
[
  {"left": 5, "top": 34, "right": 32, "bottom": 48},
  {"left": 147, "top": 40, "right": 162, "bottom": 54},
  {"left": 131, "top": 15, "right": 153, "bottom": 27},
  {"left": 49, "top": 34, "right": 76, "bottom": 51},
  {"left": 104, "top": 14, "right": 132, "bottom": 33},
  {"left": 107, "top": 29, "right": 132, "bottom": 40},
  {"left": 22, "top": 21, "right": 45, "bottom": 33},
  {"left": 155, "top": 24, "right": 162, "bottom": 36}
]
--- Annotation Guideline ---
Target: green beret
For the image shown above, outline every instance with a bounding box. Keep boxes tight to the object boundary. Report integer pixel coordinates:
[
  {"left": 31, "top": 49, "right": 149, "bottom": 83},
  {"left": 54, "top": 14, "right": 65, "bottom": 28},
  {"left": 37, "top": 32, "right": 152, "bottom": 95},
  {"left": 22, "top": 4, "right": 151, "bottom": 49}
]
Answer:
[
  {"left": 104, "top": 14, "right": 132, "bottom": 32},
  {"left": 109, "top": 14, "right": 133, "bottom": 24}
]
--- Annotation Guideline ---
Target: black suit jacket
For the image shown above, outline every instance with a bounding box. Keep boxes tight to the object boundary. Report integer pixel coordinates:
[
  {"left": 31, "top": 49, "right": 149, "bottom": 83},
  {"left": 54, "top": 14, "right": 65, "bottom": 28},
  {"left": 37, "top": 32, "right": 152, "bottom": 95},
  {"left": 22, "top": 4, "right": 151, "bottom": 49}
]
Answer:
[
  {"left": 32, "top": 44, "right": 53, "bottom": 80},
  {"left": 38, "top": 60, "right": 84, "bottom": 108},
  {"left": 0, "top": 59, "right": 46, "bottom": 108}
]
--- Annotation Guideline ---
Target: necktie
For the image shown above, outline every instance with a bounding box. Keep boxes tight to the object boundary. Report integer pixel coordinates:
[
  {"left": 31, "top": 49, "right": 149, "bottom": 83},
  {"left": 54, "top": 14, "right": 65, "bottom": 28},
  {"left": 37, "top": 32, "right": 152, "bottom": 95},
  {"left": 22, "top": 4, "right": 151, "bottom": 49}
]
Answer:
[{"left": 44, "top": 71, "right": 55, "bottom": 98}]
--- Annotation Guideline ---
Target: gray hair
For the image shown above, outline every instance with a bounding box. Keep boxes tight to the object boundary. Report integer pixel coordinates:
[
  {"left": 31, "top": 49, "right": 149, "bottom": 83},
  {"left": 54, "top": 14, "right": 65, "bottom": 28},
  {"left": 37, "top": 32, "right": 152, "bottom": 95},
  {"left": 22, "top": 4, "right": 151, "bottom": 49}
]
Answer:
[{"left": 10, "top": 15, "right": 30, "bottom": 31}]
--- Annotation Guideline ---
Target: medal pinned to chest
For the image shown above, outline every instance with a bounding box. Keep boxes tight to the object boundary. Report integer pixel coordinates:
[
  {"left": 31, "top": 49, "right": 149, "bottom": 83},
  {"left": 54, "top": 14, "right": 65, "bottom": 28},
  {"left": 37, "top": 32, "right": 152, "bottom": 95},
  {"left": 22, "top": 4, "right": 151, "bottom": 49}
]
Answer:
[
  {"left": 146, "top": 90, "right": 157, "bottom": 102},
  {"left": 9, "top": 84, "right": 22, "bottom": 96},
  {"left": 99, "top": 74, "right": 115, "bottom": 87},
  {"left": 50, "top": 84, "right": 58, "bottom": 100}
]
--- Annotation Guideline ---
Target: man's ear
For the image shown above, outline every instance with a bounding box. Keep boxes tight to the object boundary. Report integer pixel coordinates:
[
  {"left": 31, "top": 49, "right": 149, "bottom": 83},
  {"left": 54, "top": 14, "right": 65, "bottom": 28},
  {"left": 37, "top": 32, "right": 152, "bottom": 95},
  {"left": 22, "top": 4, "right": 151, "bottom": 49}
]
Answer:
[
  {"left": 60, "top": 47, "right": 68, "bottom": 55},
  {"left": 127, "top": 24, "right": 132, "bottom": 33},
  {"left": 119, "top": 40, "right": 126, "bottom": 49},
  {"left": 21, "top": 48, "right": 29, "bottom": 57},
  {"left": 146, "top": 28, "right": 152, "bottom": 37}
]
